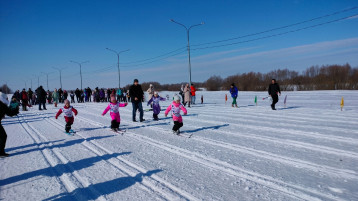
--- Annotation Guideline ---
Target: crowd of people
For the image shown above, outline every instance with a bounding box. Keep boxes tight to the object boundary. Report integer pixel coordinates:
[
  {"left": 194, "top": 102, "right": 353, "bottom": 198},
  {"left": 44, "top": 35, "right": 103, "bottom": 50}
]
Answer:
[{"left": 0, "top": 79, "right": 281, "bottom": 157}]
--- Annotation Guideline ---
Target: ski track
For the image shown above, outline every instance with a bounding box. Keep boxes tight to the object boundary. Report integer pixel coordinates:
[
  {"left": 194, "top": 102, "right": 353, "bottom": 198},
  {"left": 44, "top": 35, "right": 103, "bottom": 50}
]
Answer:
[
  {"left": 187, "top": 107, "right": 358, "bottom": 136},
  {"left": 37, "top": 111, "right": 200, "bottom": 201},
  {"left": 86, "top": 105, "right": 358, "bottom": 159},
  {"left": 74, "top": 110, "right": 344, "bottom": 201},
  {"left": 16, "top": 114, "right": 107, "bottom": 201},
  {"left": 200, "top": 104, "right": 358, "bottom": 125},
  {"left": 184, "top": 112, "right": 358, "bottom": 146},
  {"left": 5, "top": 90, "right": 357, "bottom": 201}
]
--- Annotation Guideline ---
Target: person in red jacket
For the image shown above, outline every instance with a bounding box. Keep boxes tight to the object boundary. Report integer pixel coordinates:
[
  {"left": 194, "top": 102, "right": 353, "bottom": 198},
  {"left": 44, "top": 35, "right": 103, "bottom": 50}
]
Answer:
[
  {"left": 190, "top": 84, "right": 196, "bottom": 105},
  {"left": 55, "top": 99, "right": 78, "bottom": 133},
  {"left": 20, "top": 88, "right": 29, "bottom": 111}
]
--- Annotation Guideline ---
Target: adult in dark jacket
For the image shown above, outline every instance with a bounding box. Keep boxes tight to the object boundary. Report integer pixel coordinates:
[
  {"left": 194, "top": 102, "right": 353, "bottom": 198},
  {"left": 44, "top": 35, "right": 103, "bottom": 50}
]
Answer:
[
  {"left": 27, "top": 88, "right": 33, "bottom": 105},
  {"left": 58, "top": 88, "right": 63, "bottom": 103},
  {"left": 75, "top": 88, "right": 81, "bottom": 103},
  {"left": 129, "top": 79, "right": 145, "bottom": 122},
  {"left": 268, "top": 79, "right": 281, "bottom": 110},
  {"left": 0, "top": 99, "right": 19, "bottom": 157},
  {"left": 36, "top": 86, "right": 47, "bottom": 110}
]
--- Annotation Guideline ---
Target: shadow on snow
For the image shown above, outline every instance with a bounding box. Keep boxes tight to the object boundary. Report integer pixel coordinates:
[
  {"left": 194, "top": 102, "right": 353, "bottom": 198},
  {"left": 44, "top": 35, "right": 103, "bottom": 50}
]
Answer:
[
  {"left": 6, "top": 135, "right": 115, "bottom": 157},
  {"left": 0, "top": 152, "right": 132, "bottom": 186},
  {"left": 43, "top": 169, "right": 162, "bottom": 201}
]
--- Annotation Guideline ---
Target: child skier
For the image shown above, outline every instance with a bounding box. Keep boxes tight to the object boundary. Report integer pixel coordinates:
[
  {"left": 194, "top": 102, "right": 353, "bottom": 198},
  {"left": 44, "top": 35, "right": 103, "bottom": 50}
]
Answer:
[
  {"left": 165, "top": 95, "right": 187, "bottom": 134},
  {"left": 55, "top": 99, "right": 78, "bottom": 134},
  {"left": 147, "top": 91, "right": 166, "bottom": 121},
  {"left": 102, "top": 95, "right": 128, "bottom": 132}
]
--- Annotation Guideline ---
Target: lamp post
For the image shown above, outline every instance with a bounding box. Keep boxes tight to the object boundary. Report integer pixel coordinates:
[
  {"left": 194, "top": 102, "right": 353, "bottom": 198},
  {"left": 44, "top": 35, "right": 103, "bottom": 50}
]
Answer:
[
  {"left": 52, "top": 67, "right": 65, "bottom": 89},
  {"left": 106, "top": 48, "right": 130, "bottom": 88},
  {"left": 41, "top": 72, "right": 51, "bottom": 90},
  {"left": 70, "top": 61, "right": 88, "bottom": 90},
  {"left": 33, "top": 74, "right": 40, "bottom": 88},
  {"left": 170, "top": 19, "right": 204, "bottom": 87}
]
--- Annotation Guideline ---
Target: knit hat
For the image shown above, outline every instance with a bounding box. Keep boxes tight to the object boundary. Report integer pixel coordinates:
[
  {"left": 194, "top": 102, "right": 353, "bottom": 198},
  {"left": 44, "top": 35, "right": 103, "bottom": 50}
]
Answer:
[
  {"left": 134, "top": 79, "right": 139, "bottom": 83},
  {"left": 0, "top": 92, "right": 9, "bottom": 105},
  {"left": 174, "top": 95, "right": 180, "bottom": 101},
  {"left": 154, "top": 91, "right": 158, "bottom": 95}
]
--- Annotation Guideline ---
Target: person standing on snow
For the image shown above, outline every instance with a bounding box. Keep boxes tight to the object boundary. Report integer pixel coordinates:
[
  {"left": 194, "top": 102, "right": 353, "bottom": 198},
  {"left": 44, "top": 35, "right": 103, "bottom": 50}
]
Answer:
[
  {"left": 268, "top": 79, "right": 281, "bottom": 110},
  {"left": 0, "top": 91, "right": 19, "bottom": 157},
  {"left": 27, "top": 88, "right": 34, "bottom": 105},
  {"left": 147, "top": 84, "right": 154, "bottom": 108},
  {"left": 190, "top": 84, "right": 196, "bottom": 104},
  {"left": 129, "top": 79, "right": 145, "bottom": 122},
  {"left": 20, "top": 88, "right": 29, "bottom": 111},
  {"left": 183, "top": 84, "right": 191, "bottom": 107},
  {"left": 36, "top": 86, "right": 47, "bottom": 110},
  {"left": 52, "top": 89, "right": 59, "bottom": 107},
  {"left": 229, "top": 83, "right": 238, "bottom": 108}
]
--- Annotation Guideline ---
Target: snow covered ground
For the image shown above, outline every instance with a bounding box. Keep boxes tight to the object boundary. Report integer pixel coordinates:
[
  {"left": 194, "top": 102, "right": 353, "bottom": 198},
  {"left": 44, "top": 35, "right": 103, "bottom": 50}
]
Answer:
[{"left": 1, "top": 90, "right": 357, "bottom": 201}]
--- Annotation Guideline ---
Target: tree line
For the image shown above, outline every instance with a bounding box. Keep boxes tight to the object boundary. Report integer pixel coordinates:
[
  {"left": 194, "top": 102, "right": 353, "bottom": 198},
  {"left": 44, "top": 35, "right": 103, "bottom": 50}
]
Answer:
[
  {"left": 126, "top": 64, "right": 357, "bottom": 91},
  {"left": 3, "top": 64, "right": 357, "bottom": 93}
]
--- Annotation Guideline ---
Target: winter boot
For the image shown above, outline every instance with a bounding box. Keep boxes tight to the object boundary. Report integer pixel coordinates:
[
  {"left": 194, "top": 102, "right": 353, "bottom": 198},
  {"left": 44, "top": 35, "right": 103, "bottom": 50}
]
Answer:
[{"left": 235, "top": 104, "right": 238, "bottom": 108}]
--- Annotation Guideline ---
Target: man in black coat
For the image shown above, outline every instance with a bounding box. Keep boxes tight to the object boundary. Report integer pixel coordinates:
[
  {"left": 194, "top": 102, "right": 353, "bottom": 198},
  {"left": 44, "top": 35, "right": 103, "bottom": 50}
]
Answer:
[
  {"left": 36, "top": 86, "right": 47, "bottom": 110},
  {"left": 129, "top": 79, "right": 145, "bottom": 122},
  {"left": 75, "top": 88, "right": 80, "bottom": 103},
  {"left": 268, "top": 79, "right": 281, "bottom": 110},
  {"left": 0, "top": 99, "right": 19, "bottom": 157}
]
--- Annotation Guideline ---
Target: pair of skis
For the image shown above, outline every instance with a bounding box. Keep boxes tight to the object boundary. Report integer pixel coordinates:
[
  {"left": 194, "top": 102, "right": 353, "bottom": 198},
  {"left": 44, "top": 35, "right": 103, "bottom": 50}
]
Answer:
[{"left": 64, "top": 129, "right": 76, "bottom": 136}]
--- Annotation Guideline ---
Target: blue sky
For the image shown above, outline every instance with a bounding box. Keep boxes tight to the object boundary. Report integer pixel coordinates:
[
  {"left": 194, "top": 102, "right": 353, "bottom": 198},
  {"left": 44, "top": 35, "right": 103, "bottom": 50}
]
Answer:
[{"left": 1, "top": 0, "right": 358, "bottom": 91}]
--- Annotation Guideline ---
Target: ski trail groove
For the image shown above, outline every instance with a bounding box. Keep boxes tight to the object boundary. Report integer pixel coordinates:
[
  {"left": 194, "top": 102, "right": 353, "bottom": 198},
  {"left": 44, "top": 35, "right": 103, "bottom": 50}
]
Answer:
[
  {"left": 80, "top": 108, "right": 358, "bottom": 178},
  {"left": 75, "top": 114, "right": 342, "bottom": 201},
  {"left": 17, "top": 114, "right": 105, "bottom": 201},
  {"left": 42, "top": 112, "right": 198, "bottom": 201}
]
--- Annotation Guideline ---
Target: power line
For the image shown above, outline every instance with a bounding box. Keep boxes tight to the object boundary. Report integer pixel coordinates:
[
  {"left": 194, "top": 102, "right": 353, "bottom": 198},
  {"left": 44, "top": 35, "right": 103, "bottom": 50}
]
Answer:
[
  {"left": 121, "top": 50, "right": 187, "bottom": 68},
  {"left": 120, "top": 46, "right": 186, "bottom": 64},
  {"left": 191, "top": 6, "right": 358, "bottom": 47},
  {"left": 191, "top": 13, "right": 358, "bottom": 51}
]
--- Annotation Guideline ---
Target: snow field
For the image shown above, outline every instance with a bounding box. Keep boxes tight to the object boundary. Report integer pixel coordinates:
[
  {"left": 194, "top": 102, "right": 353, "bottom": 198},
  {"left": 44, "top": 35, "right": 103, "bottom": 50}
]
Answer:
[{"left": 1, "top": 90, "right": 357, "bottom": 200}]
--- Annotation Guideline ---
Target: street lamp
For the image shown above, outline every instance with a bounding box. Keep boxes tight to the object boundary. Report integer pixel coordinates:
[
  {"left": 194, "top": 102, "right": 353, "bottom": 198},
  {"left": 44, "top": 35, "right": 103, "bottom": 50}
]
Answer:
[
  {"left": 41, "top": 72, "right": 52, "bottom": 90},
  {"left": 106, "top": 48, "right": 130, "bottom": 88},
  {"left": 53, "top": 67, "right": 65, "bottom": 89},
  {"left": 70, "top": 60, "right": 88, "bottom": 90},
  {"left": 170, "top": 19, "right": 204, "bottom": 87},
  {"left": 33, "top": 74, "right": 40, "bottom": 88}
]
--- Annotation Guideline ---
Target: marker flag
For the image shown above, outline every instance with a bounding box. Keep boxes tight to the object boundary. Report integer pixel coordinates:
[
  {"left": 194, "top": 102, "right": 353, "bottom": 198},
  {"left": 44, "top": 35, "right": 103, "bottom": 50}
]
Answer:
[
  {"left": 284, "top": 95, "right": 287, "bottom": 105},
  {"left": 340, "top": 97, "right": 344, "bottom": 111},
  {"left": 254, "top": 96, "right": 257, "bottom": 105}
]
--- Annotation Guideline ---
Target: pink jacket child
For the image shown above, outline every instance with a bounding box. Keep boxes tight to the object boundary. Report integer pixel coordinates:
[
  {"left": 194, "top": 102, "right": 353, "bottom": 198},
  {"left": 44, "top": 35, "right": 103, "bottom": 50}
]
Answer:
[
  {"left": 165, "top": 95, "right": 187, "bottom": 134},
  {"left": 102, "top": 96, "right": 128, "bottom": 131}
]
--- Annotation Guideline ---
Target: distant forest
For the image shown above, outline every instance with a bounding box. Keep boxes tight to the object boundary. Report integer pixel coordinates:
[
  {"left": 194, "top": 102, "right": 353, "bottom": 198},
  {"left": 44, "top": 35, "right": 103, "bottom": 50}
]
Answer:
[
  {"left": 2, "top": 64, "right": 357, "bottom": 93},
  {"left": 133, "top": 64, "right": 358, "bottom": 91}
]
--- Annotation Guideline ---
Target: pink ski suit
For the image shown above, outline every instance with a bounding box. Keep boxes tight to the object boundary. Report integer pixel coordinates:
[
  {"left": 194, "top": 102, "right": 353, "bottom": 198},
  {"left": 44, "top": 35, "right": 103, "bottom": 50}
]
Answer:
[
  {"left": 165, "top": 101, "right": 187, "bottom": 123},
  {"left": 102, "top": 102, "right": 127, "bottom": 123}
]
